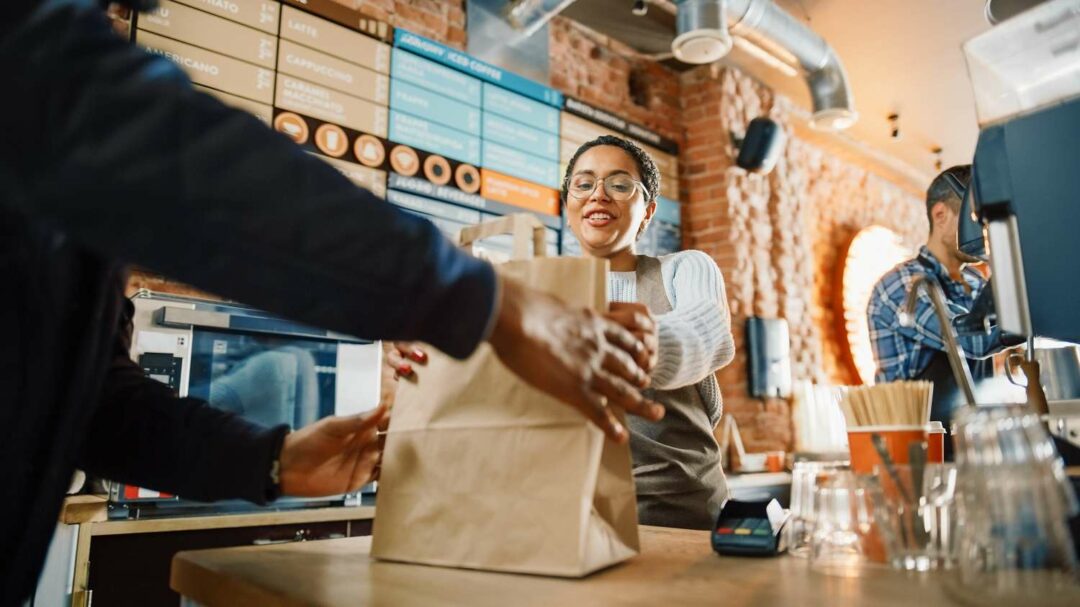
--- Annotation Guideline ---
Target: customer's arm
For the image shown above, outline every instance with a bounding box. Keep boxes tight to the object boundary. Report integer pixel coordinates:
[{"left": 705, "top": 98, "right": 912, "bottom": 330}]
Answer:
[
  {"left": 77, "top": 298, "right": 388, "bottom": 502},
  {"left": 5, "top": 2, "right": 492, "bottom": 358},
  {"left": 651, "top": 251, "right": 736, "bottom": 390}
]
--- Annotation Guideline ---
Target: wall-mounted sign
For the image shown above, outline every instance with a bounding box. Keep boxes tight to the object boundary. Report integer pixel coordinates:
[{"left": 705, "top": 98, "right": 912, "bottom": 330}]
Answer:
[
  {"left": 277, "top": 39, "right": 389, "bottom": 104},
  {"left": 140, "top": 0, "right": 277, "bottom": 68},
  {"left": 390, "top": 50, "right": 482, "bottom": 107},
  {"left": 394, "top": 29, "right": 563, "bottom": 107},
  {"left": 482, "top": 113, "right": 559, "bottom": 160},
  {"left": 172, "top": 0, "right": 280, "bottom": 34},
  {"left": 389, "top": 111, "right": 481, "bottom": 165},
  {"left": 279, "top": 5, "right": 390, "bottom": 73},
  {"left": 562, "top": 97, "right": 678, "bottom": 155},
  {"left": 482, "top": 141, "right": 560, "bottom": 189},
  {"left": 137, "top": 30, "right": 274, "bottom": 103},
  {"left": 275, "top": 74, "right": 388, "bottom": 136},
  {"left": 482, "top": 82, "right": 559, "bottom": 133},
  {"left": 195, "top": 84, "right": 272, "bottom": 124},
  {"left": 480, "top": 169, "right": 560, "bottom": 216},
  {"left": 281, "top": 0, "right": 393, "bottom": 43},
  {"left": 391, "top": 79, "right": 481, "bottom": 136}
]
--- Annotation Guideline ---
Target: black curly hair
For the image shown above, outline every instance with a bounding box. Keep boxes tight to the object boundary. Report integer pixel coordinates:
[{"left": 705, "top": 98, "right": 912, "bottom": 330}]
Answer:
[{"left": 560, "top": 135, "right": 661, "bottom": 207}]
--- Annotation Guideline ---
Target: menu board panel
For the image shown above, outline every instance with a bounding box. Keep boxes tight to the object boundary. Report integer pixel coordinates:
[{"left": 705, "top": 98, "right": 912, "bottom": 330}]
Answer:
[
  {"left": 173, "top": 0, "right": 280, "bottom": 34},
  {"left": 390, "top": 51, "right": 481, "bottom": 107},
  {"left": 389, "top": 111, "right": 480, "bottom": 165},
  {"left": 482, "top": 113, "right": 559, "bottom": 161},
  {"left": 480, "top": 169, "right": 561, "bottom": 216},
  {"left": 278, "top": 39, "right": 388, "bottom": 104},
  {"left": 195, "top": 84, "right": 272, "bottom": 123},
  {"left": 280, "top": 5, "right": 390, "bottom": 74},
  {"left": 275, "top": 74, "right": 388, "bottom": 136},
  {"left": 386, "top": 190, "right": 483, "bottom": 225},
  {"left": 140, "top": 0, "right": 277, "bottom": 68},
  {"left": 316, "top": 155, "right": 387, "bottom": 197},
  {"left": 391, "top": 79, "right": 481, "bottom": 136},
  {"left": 482, "top": 141, "right": 560, "bottom": 189},
  {"left": 482, "top": 83, "right": 559, "bottom": 133},
  {"left": 138, "top": 30, "right": 274, "bottom": 103}
]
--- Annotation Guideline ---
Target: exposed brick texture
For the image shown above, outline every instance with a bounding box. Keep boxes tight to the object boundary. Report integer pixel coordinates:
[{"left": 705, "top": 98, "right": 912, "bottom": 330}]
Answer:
[{"left": 679, "top": 67, "right": 925, "bottom": 452}]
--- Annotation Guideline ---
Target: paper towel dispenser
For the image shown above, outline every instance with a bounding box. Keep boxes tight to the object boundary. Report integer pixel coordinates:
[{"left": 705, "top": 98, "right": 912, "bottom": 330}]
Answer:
[{"left": 746, "top": 317, "right": 792, "bottom": 399}]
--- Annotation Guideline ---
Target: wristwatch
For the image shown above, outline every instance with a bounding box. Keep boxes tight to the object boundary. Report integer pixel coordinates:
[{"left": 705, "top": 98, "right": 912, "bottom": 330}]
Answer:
[{"left": 265, "top": 427, "right": 290, "bottom": 502}]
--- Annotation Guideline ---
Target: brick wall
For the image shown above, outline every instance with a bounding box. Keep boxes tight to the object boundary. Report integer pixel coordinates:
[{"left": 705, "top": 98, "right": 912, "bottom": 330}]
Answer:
[{"left": 679, "top": 66, "right": 925, "bottom": 452}]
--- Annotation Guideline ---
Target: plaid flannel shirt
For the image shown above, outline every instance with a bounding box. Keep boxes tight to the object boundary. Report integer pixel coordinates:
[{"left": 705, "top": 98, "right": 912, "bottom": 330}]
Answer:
[{"left": 868, "top": 246, "right": 1003, "bottom": 383}]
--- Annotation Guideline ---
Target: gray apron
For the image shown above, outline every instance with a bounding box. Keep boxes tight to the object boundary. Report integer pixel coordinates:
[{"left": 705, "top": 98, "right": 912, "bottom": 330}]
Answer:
[{"left": 626, "top": 255, "right": 729, "bottom": 530}]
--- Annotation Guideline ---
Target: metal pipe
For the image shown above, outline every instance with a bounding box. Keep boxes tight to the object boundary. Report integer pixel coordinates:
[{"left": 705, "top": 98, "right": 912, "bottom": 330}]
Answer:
[
  {"left": 504, "top": 0, "right": 581, "bottom": 38},
  {"left": 899, "top": 276, "right": 979, "bottom": 407},
  {"left": 725, "top": 0, "right": 857, "bottom": 129}
]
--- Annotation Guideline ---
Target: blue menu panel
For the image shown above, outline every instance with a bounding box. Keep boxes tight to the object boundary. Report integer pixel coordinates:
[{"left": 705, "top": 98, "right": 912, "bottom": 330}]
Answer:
[
  {"left": 390, "top": 49, "right": 481, "bottom": 107},
  {"left": 391, "top": 79, "right": 481, "bottom": 136},
  {"left": 482, "top": 141, "right": 560, "bottom": 189},
  {"left": 389, "top": 111, "right": 481, "bottom": 165},
  {"left": 394, "top": 29, "right": 562, "bottom": 107},
  {"left": 655, "top": 196, "right": 682, "bottom": 225},
  {"left": 482, "top": 113, "right": 559, "bottom": 161},
  {"left": 483, "top": 83, "right": 559, "bottom": 133}
]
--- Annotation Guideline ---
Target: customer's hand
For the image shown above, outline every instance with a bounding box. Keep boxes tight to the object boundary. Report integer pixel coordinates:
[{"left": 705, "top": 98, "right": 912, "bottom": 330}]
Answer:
[
  {"left": 278, "top": 404, "right": 389, "bottom": 497},
  {"left": 487, "top": 277, "right": 665, "bottom": 444},
  {"left": 606, "top": 302, "right": 659, "bottom": 376}
]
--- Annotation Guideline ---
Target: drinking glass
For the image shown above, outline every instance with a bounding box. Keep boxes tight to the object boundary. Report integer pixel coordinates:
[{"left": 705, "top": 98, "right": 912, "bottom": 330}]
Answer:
[
  {"left": 786, "top": 461, "right": 846, "bottom": 557},
  {"left": 949, "top": 405, "right": 1080, "bottom": 601},
  {"left": 808, "top": 471, "right": 876, "bottom": 577},
  {"left": 921, "top": 463, "right": 958, "bottom": 569}
]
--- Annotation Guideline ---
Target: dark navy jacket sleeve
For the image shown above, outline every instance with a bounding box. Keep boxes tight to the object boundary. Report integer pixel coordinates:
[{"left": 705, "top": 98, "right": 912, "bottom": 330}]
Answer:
[
  {"left": 77, "top": 298, "right": 289, "bottom": 504},
  {"left": 1, "top": 0, "right": 496, "bottom": 359}
]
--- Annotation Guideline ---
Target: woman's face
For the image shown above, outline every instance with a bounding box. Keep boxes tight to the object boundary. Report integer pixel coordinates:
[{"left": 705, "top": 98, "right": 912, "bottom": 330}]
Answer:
[{"left": 565, "top": 146, "right": 656, "bottom": 259}]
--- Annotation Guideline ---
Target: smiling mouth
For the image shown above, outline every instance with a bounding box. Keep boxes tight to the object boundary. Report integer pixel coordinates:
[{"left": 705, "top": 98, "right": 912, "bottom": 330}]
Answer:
[{"left": 584, "top": 211, "right": 615, "bottom": 227}]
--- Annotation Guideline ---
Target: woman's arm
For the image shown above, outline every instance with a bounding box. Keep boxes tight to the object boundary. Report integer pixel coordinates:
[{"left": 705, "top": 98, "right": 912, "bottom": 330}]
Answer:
[{"left": 652, "top": 251, "right": 736, "bottom": 390}]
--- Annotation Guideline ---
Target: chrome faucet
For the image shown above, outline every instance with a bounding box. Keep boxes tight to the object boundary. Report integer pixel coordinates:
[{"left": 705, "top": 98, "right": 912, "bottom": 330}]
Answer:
[{"left": 899, "top": 276, "right": 978, "bottom": 408}]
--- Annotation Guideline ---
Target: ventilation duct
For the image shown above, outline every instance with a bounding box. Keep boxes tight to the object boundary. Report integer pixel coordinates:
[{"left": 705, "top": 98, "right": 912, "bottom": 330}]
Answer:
[
  {"left": 505, "top": 0, "right": 581, "bottom": 37},
  {"left": 673, "top": 0, "right": 857, "bottom": 130},
  {"left": 672, "top": 0, "right": 733, "bottom": 64}
]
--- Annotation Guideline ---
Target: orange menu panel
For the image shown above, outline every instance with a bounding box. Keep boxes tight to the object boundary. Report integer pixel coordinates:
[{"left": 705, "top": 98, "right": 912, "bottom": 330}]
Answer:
[{"left": 480, "top": 169, "right": 560, "bottom": 216}]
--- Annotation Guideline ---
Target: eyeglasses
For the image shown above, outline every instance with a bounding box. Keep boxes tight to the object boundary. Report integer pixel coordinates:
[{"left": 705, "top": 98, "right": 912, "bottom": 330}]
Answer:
[{"left": 566, "top": 173, "right": 650, "bottom": 202}]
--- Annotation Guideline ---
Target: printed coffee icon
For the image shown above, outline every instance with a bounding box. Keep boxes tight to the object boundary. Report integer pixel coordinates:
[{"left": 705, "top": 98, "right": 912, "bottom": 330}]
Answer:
[
  {"left": 423, "top": 155, "right": 452, "bottom": 186},
  {"left": 455, "top": 164, "right": 481, "bottom": 194},
  {"left": 273, "top": 112, "right": 309, "bottom": 145},
  {"left": 389, "top": 145, "right": 420, "bottom": 176},
  {"left": 354, "top": 134, "right": 385, "bottom": 168},
  {"left": 315, "top": 124, "right": 348, "bottom": 157}
]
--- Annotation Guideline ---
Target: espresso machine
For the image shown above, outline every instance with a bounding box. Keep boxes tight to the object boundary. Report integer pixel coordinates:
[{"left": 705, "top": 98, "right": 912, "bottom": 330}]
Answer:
[{"left": 962, "top": 0, "right": 1080, "bottom": 449}]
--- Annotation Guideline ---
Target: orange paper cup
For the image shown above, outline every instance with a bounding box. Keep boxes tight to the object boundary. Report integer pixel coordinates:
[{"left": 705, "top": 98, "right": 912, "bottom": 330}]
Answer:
[
  {"left": 925, "top": 421, "right": 945, "bottom": 463},
  {"left": 847, "top": 425, "right": 926, "bottom": 474}
]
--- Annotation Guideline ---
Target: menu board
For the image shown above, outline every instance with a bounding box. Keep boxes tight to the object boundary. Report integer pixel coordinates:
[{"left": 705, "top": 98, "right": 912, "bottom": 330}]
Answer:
[{"left": 130, "top": 1, "right": 682, "bottom": 257}]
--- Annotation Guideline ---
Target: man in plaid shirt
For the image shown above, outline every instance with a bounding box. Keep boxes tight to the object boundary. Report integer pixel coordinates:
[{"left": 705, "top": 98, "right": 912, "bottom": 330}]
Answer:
[{"left": 868, "top": 166, "right": 1005, "bottom": 431}]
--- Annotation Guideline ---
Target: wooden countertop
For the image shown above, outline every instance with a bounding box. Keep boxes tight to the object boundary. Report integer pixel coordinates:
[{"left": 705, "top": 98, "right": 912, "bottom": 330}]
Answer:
[
  {"left": 170, "top": 526, "right": 1009, "bottom": 607},
  {"left": 91, "top": 505, "right": 375, "bottom": 536}
]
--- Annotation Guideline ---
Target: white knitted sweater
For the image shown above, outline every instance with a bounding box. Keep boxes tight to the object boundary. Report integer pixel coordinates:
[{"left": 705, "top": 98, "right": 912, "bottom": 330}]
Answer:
[{"left": 608, "top": 251, "right": 735, "bottom": 403}]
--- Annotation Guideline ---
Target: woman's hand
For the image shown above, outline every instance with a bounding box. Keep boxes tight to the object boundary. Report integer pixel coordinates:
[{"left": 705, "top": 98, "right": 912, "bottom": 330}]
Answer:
[
  {"left": 278, "top": 404, "right": 389, "bottom": 497},
  {"left": 386, "top": 342, "right": 428, "bottom": 379},
  {"left": 605, "top": 302, "right": 659, "bottom": 376},
  {"left": 487, "top": 277, "right": 665, "bottom": 444}
]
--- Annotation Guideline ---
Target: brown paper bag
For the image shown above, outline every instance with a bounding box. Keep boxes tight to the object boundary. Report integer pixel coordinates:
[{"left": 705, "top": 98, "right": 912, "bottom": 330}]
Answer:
[{"left": 371, "top": 214, "right": 640, "bottom": 577}]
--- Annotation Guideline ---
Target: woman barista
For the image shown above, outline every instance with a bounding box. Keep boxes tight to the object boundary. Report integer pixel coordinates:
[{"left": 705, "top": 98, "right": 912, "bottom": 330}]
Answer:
[{"left": 562, "top": 135, "right": 736, "bottom": 530}]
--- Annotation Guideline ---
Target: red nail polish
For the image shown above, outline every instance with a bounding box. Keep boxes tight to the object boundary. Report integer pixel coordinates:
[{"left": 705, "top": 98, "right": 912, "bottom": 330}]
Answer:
[
  {"left": 409, "top": 349, "right": 427, "bottom": 363},
  {"left": 398, "top": 364, "right": 413, "bottom": 376}
]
